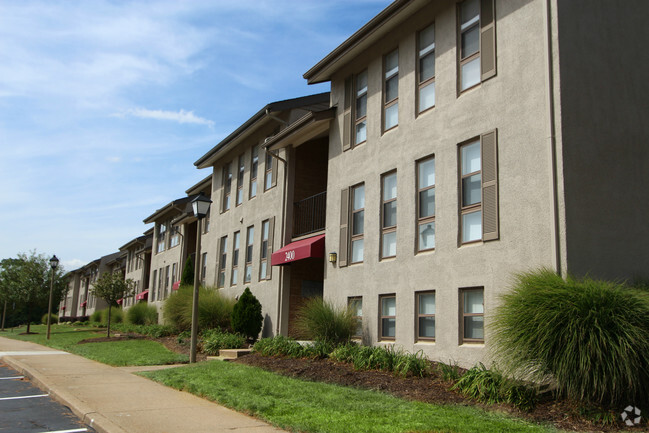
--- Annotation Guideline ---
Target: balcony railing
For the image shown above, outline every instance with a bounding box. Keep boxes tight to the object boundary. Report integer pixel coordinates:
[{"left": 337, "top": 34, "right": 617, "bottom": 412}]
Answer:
[{"left": 293, "top": 191, "right": 326, "bottom": 238}]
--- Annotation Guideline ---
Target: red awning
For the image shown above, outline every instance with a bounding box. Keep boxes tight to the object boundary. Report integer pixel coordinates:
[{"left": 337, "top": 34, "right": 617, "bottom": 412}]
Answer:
[
  {"left": 80, "top": 301, "right": 87, "bottom": 307},
  {"left": 61, "top": 306, "right": 66, "bottom": 310},
  {"left": 136, "top": 290, "right": 149, "bottom": 300},
  {"left": 271, "top": 234, "right": 325, "bottom": 266},
  {"left": 116, "top": 298, "right": 123, "bottom": 305},
  {"left": 172, "top": 281, "right": 181, "bottom": 291}
]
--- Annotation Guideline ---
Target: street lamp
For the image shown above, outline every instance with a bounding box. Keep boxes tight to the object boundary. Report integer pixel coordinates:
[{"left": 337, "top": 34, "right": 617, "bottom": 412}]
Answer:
[
  {"left": 46, "top": 255, "right": 59, "bottom": 340},
  {"left": 190, "top": 193, "right": 212, "bottom": 363}
]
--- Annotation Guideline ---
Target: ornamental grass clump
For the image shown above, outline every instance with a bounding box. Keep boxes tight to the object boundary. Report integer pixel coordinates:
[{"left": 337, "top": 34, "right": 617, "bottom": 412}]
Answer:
[
  {"left": 491, "top": 268, "right": 649, "bottom": 407},
  {"left": 163, "top": 285, "right": 235, "bottom": 332},
  {"left": 126, "top": 302, "right": 158, "bottom": 325},
  {"left": 294, "top": 297, "right": 358, "bottom": 345}
]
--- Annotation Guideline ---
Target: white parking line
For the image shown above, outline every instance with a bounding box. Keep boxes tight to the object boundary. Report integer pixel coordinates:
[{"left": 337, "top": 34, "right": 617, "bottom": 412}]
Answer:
[
  {"left": 0, "top": 376, "right": 24, "bottom": 380},
  {"left": 0, "top": 394, "right": 48, "bottom": 401},
  {"left": 36, "top": 429, "right": 88, "bottom": 433}
]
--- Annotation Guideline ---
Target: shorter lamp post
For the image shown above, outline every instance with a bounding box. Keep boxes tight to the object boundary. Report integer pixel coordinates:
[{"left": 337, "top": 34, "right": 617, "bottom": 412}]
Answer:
[
  {"left": 46, "top": 255, "right": 59, "bottom": 340},
  {"left": 190, "top": 193, "right": 212, "bottom": 363}
]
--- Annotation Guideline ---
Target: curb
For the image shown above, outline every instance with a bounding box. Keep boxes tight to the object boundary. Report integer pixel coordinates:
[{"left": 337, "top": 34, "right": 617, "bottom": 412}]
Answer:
[{"left": 2, "top": 355, "right": 128, "bottom": 433}]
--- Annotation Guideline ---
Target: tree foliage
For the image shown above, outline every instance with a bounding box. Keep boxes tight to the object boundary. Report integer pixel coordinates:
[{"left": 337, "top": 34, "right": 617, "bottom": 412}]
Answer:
[
  {"left": 91, "top": 271, "right": 136, "bottom": 337},
  {"left": 231, "top": 287, "right": 263, "bottom": 342},
  {"left": 181, "top": 255, "right": 194, "bottom": 286}
]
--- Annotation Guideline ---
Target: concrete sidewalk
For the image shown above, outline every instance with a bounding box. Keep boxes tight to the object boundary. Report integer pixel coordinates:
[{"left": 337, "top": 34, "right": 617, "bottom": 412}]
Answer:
[{"left": 0, "top": 336, "right": 285, "bottom": 433}]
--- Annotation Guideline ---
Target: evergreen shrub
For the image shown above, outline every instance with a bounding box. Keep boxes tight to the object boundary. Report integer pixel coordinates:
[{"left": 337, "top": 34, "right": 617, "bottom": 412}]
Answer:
[{"left": 231, "top": 287, "right": 263, "bottom": 342}]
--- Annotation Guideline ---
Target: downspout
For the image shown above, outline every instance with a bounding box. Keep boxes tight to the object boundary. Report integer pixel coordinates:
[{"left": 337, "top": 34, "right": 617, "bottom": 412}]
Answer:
[
  {"left": 544, "top": 0, "right": 562, "bottom": 276},
  {"left": 265, "top": 145, "right": 288, "bottom": 335}
]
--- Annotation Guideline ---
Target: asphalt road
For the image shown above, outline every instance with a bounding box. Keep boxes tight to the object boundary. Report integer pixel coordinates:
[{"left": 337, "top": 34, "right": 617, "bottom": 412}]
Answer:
[{"left": 0, "top": 363, "right": 94, "bottom": 433}]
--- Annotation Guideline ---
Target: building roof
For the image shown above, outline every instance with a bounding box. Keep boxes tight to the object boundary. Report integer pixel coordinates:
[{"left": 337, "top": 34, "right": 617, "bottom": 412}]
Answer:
[
  {"left": 143, "top": 196, "right": 195, "bottom": 224},
  {"left": 303, "top": 0, "right": 426, "bottom": 84},
  {"left": 185, "top": 174, "right": 212, "bottom": 195},
  {"left": 194, "top": 92, "right": 330, "bottom": 169},
  {"left": 264, "top": 108, "right": 336, "bottom": 151},
  {"left": 119, "top": 234, "right": 150, "bottom": 251}
]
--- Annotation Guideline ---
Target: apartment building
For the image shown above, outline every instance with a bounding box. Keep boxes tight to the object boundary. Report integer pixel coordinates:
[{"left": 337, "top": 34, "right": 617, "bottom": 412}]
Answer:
[
  {"left": 59, "top": 269, "right": 81, "bottom": 321},
  {"left": 194, "top": 93, "right": 331, "bottom": 337},
  {"left": 119, "top": 231, "right": 153, "bottom": 309},
  {"left": 292, "top": 0, "right": 648, "bottom": 366}
]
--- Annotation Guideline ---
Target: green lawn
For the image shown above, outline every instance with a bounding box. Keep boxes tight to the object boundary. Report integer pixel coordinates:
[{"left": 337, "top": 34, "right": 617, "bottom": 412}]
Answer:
[
  {"left": 2, "top": 324, "right": 188, "bottom": 366},
  {"left": 142, "top": 360, "right": 560, "bottom": 433}
]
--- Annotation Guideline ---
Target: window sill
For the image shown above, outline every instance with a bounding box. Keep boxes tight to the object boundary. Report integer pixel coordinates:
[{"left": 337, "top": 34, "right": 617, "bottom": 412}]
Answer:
[
  {"left": 416, "top": 105, "right": 435, "bottom": 117},
  {"left": 382, "top": 125, "right": 398, "bottom": 136},
  {"left": 415, "top": 340, "right": 435, "bottom": 345},
  {"left": 460, "top": 341, "right": 485, "bottom": 347}
]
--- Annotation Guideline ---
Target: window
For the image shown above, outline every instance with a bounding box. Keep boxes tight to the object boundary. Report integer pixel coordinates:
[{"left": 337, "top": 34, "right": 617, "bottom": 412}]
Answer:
[
  {"left": 417, "top": 156, "right": 436, "bottom": 251},
  {"left": 156, "top": 222, "right": 167, "bottom": 253},
  {"left": 158, "top": 268, "right": 163, "bottom": 300},
  {"left": 459, "top": 130, "right": 498, "bottom": 244},
  {"left": 165, "top": 265, "right": 170, "bottom": 290},
  {"left": 416, "top": 291, "right": 436, "bottom": 341},
  {"left": 259, "top": 218, "right": 274, "bottom": 281},
  {"left": 418, "top": 23, "right": 435, "bottom": 113},
  {"left": 244, "top": 225, "right": 254, "bottom": 283},
  {"left": 171, "top": 262, "right": 177, "bottom": 285},
  {"left": 355, "top": 70, "right": 368, "bottom": 145},
  {"left": 170, "top": 226, "right": 180, "bottom": 248},
  {"left": 348, "top": 297, "right": 363, "bottom": 338},
  {"left": 236, "top": 154, "right": 245, "bottom": 206},
  {"left": 204, "top": 209, "right": 210, "bottom": 233},
  {"left": 458, "top": 0, "right": 496, "bottom": 93},
  {"left": 222, "top": 162, "right": 232, "bottom": 212},
  {"left": 217, "top": 236, "right": 227, "bottom": 288},
  {"left": 250, "top": 145, "right": 259, "bottom": 198},
  {"left": 381, "top": 171, "right": 397, "bottom": 259},
  {"left": 351, "top": 184, "right": 365, "bottom": 264},
  {"left": 231, "top": 231, "right": 240, "bottom": 285},
  {"left": 152, "top": 269, "right": 157, "bottom": 298},
  {"left": 383, "top": 49, "right": 399, "bottom": 131},
  {"left": 264, "top": 152, "right": 277, "bottom": 191},
  {"left": 201, "top": 253, "right": 207, "bottom": 282},
  {"left": 380, "top": 295, "right": 396, "bottom": 340},
  {"left": 461, "top": 288, "right": 484, "bottom": 343}
]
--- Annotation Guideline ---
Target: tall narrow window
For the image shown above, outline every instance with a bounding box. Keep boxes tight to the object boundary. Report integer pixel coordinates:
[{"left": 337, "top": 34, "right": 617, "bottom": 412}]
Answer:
[
  {"left": 381, "top": 171, "right": 397, "bottom": 259},
  {"left": 201, "top": 252, "right": 207, "bottom": 282},
  {"left": 264, "top": 152, "right": 276, "bottom": 191},
  {"left": 158, "top": 268, "right": 163, "bottom": 300},
  {"left": 244, "top": 225, "right": 254, "bottom": 283},
  {"left": 236, "top": 154, "right": 244, "bottom": 206},
  {"left": 416, "top": 291, "right": 435, "bottom": 341},
  {"left": 170, "top": 226, "right": 180, "bottom": 248},
  {"left": 152, "top": 269, "right": 157, "bottom": 299},
  {"left": 459, "top": 0, "right": 480, "bottom": 91},
  {"left": 259, "top": 219, "right": 270, "bottom": 280},
  {"left": 250, "top": 145, "right": 259, "bottom": 198},
  {"left": 355, "top": 70, "right": 368, "bottom": 145},
  {"left": 222, "top": 163, "right": 232, "bottom": 212},
  {"left": 156, "top": 222, "right": 167, "bottom": 253},
  {"left": 171, "top": 263, "right": 177, "bottom": 285},
  {"left": 380, "top": 295, "right": 396, "bottom": 340},
  {"left": 164, "top": 265, "right": 170, "bottom": 293},
  {"left": 348, "top": 297, "right": 363, "bottom": 338},
  {"left": 460, "top": 140, "right": 482, "bottom": 243},
  {"left": 351, "top": 184, "right": 365, "bottom": 264},
  {"left": 417, "top": 157, "right": 436, "bottom": 251},
  {"left": 383, "top": 49, "right": 399, "bottom": 131},
  {"left": 203, "top": 209, "right": 210, "bottom": 233},
  {"left": 231, "top": 231, "right": 240, "bottom": 285},
  {"left": 418, "top": 24, "right": 435, "bottom": 113},
  {"left": 218, "top": 236, "right": 227, "bottom": 288},
  {"left": 461, "top": 288, "right": 484, "bottom": 343}
]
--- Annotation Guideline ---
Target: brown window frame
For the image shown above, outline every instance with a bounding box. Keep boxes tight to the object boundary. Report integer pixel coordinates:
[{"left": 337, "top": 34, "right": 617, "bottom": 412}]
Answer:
[
  {"left": 201, "top": 252, "right": 207, "bottom": 282},
  {"left": 379, "top": 294, "right": 396, "bottom": 341},
  {"left": 417, "top": 23, "right": 435, "bottom": 114},
  {"left": 380, "top": 171, "right": 397, "bottom": 260},
  {"left": 222, "top": 162, "right": 232, "bottom": 213},
  {"left": 350, "top": 183, "right": 365, "bottom": 264},
  {"left": 171, "top": 262, "right": 177, "bottom": 285},
  {"left": 348, "top": 296, "right": 363, "bottom": 338},
  {"left": 231, "top": 231, "right": 240, "bottom": 285},
  {"left": 156, "top": 222, "right": 167, "bottom": 254},
  {"left": 249, "top": 145, "right": 259, "bottom": 199},
  {"left": 217, "top": 235, "right": 227, "bottom": 288},
  {"left": 354, "top": 70, "right": 368, "bottom": 147},
  {"left": 157, "top": 267, "right": 164, "bottom": 300},
  {"left": 417, "top": 156, "right": 436, "bottom": 252},
  {"left": 457, "top": 0, "right": 496, "bottom": 95},
  {"left": 383, "top": 49, "right": 399, "bottom": 133},
  {"left": 259, "top": 219, "right": 270, "bottom": 281},
  {"left": 236, "top": 154, "right": 245, "bottom": 207},
  {"left": 416, "top": 291, "right": 436, "bottom": 342},
  {"left": 459, "top": 139, "right": 482, "bottom": 245},
  {"left": 203, "top": 210, "right": 210, "bottom": 234},
  {"left": 458, "top": 0, "right": 481, "bottom": 93},
  {"left": 460, "top": 287, "right": 484, "bottom": 344},
  {"left": 244, "top": 225, "right": 254, "bottom": 283},
  {"left": 264, "top": 152, "right": 274, "bottom": 191}
]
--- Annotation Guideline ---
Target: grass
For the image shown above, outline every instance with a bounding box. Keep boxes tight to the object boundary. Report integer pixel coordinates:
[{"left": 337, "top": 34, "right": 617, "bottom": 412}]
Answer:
[
  {"left": 3, "top": 324, "right": 187, "bottom": 366},
  {"left": 141, "top": 360, "right": 559, "bottom": 433}
]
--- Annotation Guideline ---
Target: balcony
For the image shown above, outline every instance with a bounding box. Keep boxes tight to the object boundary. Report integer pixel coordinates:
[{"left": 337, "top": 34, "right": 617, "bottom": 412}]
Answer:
[{"left": 293, "top": 192, "right": 326, "bottom": 238}]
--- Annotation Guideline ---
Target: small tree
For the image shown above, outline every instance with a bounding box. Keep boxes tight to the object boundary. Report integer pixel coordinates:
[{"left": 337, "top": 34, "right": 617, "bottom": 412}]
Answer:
[
  {"left": 91, "top": 272, "right": 136, "bottom": 337},
  {"left": 231, "top": 287, "right": 263, "bottom": 342},
  {"left": 181, "top": 255, "right": 194, "bottom": 286}
]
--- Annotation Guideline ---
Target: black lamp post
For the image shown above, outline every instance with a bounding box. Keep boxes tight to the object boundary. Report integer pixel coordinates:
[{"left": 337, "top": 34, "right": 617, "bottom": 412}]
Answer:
[
  {"left": 190, "top": 193, "right": 212, "bottom": 363},
  {"left": 46, "top": 255, "right": 59, "bottom": 340}
]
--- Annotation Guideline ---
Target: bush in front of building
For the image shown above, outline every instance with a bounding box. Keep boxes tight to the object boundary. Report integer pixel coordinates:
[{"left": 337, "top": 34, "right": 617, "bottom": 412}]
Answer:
[
  {"left": 329, "top": 343, "right": 429, "bottom": 378},
  {"left": 163, "top": 285, "right": 235, "bottom": 332},
  {"left": 40, "top": 313, "right": 58, "bottom": 325},
  {"left": 201, "top": 329, "right": 246, "bottom": 355},
  {"left": 491, "top": 268, "right": 649, "bottom": 407},
  {"left": 294, "top": 297, "right": 358, "bottom": 346},
  {"left": 100, "top": 307, "right": 123, "bottom": 325},
  {"left": 89, "top": 309, "right": 102, "bottom": 324},
  {"left": 181, "top": 256, "right": 194, "bottom": 286},
  {"left": 126, "top": 302, "right": 158, "bottom": 325},
  {"left": 111, "top": 323, "right": 176, "bottom": 338},
  {"left": 231, "top": 287, "right": 263, "bottom": 342}
]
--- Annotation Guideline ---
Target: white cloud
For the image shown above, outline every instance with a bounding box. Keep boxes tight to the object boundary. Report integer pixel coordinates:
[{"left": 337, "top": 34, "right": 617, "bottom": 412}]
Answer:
[{"left": 116, "top": 108, "right": 215, "bottom": 128}]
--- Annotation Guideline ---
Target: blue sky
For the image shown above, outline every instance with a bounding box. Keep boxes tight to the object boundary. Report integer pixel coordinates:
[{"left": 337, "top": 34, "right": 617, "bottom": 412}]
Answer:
[{"left": 0, "top": 0, "right": 392, "bottom": 271}]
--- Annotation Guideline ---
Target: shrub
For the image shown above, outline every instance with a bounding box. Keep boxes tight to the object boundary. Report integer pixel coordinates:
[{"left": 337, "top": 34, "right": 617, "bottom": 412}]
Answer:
[
  {"left": 491, "top": 268, "right": 649, "bottom": 407},
  {"left": 111, "top": 323, "right": 176, "bottom": 338},
  {"left": 294, "top": 297, "right": 358, "bottom": 345},
  {"left": 89, "top": 309, "right": 102, "bottom": 324},
  {"left": 201, "top": 329, "right": 245, "bottom": 355},
  {"left": 330, "top": 344, "right": 430, "bottom": 377},
  {"left": 253, "top": 336, "right": 305, "bottom": 358},
  {"left": 163, "top": 285, "right": 235, "bottom": 332},
  {"left": 452, "top": 363, "right": 537, "bottom": 411},
  {"left": 100, "top": 307, "right": 123, "bottom": 325},
  {"left": 41, "top": 313, "right": 58, "bottom": 325},
  {"left": 437, "top": 361, "right": 462, "bottom": 382},
  {"left": 231, "top": 287, "right": 263, "bottom": 342},
  {"left": 181, "top": 255, "right": 194, "bottom": 286},
  {"left": 126, "top": 302, "right": 158, "bottom": 325}
]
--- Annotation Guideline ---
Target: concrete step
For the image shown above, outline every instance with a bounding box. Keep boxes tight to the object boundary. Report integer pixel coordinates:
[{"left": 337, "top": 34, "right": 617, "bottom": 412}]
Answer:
[{"left": 214, "top": 348, "right": 252, "bottom": 360}]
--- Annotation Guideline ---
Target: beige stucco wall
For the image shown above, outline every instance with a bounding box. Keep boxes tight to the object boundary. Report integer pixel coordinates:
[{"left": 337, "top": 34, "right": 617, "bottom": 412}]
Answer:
[
  {"left": 148, "top": 223, "right": 185, "bottom": 319},
  {"left": 322, "top": 0, "right": 556, "bottom": 368}
]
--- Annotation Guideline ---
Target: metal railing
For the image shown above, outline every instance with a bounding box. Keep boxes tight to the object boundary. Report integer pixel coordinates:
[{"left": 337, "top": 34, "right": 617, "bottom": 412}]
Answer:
[{"left": 293, "top": 191, "right": 326, "bottom": 238}]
